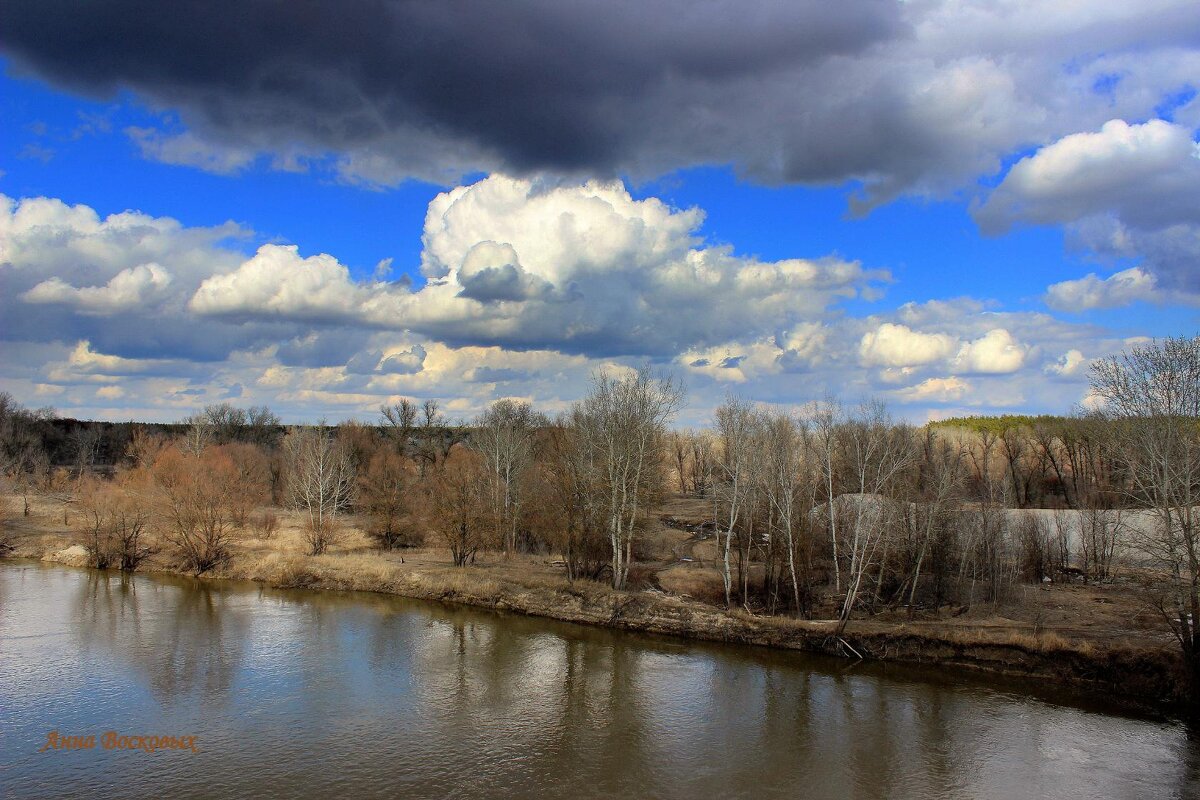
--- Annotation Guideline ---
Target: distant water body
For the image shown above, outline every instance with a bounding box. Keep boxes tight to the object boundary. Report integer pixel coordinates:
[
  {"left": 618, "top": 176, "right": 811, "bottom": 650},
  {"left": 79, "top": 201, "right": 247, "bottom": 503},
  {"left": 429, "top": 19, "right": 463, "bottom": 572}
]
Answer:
[{"left": 1, "top": 561, "right": 1196, "bottom": 799}]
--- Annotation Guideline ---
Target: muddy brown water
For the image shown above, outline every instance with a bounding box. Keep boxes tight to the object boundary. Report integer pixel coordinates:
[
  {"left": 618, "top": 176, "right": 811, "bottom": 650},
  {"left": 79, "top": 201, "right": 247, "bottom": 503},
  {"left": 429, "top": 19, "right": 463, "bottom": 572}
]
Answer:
[{"left": 2, "top": 561, "right": 1197, "bottom": 799}]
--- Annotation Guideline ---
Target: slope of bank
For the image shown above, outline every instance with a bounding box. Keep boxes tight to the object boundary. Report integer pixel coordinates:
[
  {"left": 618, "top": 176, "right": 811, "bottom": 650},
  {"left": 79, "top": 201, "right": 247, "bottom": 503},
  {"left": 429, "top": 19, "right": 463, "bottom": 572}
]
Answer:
[
  {"left": 2, "top": 492, "right": 1185, "bottom": 713},
  {"left": 7, "top": 539, "right": 1183, "bottom": 714}
]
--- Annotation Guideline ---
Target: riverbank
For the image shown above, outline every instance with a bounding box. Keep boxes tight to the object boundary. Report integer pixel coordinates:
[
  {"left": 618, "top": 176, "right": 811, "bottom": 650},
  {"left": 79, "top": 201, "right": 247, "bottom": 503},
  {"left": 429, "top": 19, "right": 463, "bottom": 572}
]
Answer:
[
  {"left": 7, "top": 559, "right": 1192, "bottom": 800},
  {"left": 2, "top": 493, "right": 1186, "bottom": 711}
]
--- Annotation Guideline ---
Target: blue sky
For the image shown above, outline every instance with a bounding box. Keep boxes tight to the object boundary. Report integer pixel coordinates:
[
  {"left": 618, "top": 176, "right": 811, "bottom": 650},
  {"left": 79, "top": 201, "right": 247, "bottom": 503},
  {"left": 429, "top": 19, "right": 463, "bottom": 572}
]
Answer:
[{"left": 1, "top": 2, "right": 1198, "bottom": 423}]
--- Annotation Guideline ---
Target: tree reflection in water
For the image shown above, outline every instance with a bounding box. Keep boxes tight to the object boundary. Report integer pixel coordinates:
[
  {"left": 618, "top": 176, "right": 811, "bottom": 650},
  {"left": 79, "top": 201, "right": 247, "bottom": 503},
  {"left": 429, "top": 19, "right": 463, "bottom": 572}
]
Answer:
[
  {"left": 2, "top": 562, "right": 1195, "bottom": 800},
  {"left": 73, "top": 570, "right": 246, "bottom": 704}
]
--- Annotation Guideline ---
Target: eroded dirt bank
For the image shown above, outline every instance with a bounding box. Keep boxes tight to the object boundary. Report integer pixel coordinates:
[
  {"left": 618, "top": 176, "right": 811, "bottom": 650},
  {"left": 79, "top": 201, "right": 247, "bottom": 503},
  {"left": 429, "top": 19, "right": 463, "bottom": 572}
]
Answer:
[
  {"left": 10, "top": 541, "right": 1185, "bottom": 712},
  {"left": 3, "top": 492, "right": 1185, "bottom": 713}
]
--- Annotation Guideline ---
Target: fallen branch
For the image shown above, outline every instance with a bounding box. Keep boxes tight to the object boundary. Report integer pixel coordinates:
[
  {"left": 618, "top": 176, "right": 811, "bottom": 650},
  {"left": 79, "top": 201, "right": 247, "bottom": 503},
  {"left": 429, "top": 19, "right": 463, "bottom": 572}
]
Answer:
[{"left": 839, "top": 637, "right": 864, "bottom": 660}]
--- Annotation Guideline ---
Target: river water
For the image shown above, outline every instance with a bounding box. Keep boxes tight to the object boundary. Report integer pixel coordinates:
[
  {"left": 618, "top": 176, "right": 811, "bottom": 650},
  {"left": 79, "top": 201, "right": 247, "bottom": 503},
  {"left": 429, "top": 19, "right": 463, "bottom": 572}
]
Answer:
[{"left": 1, "top": 561, "right": 1196, "bottom": 799}]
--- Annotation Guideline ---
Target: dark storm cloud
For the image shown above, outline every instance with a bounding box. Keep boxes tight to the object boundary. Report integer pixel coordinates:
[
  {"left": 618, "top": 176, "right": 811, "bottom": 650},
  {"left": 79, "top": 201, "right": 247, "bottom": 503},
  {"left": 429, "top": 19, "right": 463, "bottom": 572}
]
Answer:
[
  {"left": 0, "top": 0, "right": 904, "bottom": 182},
  {"left": 7, "top": 1, "right": 1197, "bottom": 201}
]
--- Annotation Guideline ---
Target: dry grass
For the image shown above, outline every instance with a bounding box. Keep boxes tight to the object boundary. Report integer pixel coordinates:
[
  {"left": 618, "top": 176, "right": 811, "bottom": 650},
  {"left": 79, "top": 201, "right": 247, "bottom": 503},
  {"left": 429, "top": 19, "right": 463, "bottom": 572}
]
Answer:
[
  {"left": 658, "top": 565, "right": 726, "bottom": 604},
  {"left": 940, "top": 627, "right": 1073, "bottom": 652}
]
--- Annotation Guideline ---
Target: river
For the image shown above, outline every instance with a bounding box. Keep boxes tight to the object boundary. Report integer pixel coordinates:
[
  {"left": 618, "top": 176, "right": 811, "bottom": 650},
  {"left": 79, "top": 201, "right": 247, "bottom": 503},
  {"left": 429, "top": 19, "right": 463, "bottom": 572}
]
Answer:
[{"left": 1, "top": 561, "right": 1196, "bottom": 799}]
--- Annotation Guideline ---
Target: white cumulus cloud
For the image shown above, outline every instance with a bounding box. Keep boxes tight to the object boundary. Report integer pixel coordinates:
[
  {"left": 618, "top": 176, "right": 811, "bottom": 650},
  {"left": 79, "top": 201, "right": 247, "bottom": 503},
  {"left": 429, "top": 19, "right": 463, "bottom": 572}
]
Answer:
[
  {"left": 189, "top": 244, "right": 380, "bottom": 322},
  {"left": 978, "top": 119, "right": 1200, "bottom": 291},
  {"left": 22, "top": 263, "right": 173, "bottom": 313},
  {"left": 189, "top": 175, "right": 887, "bottom": 357},
  {"left": 952, "top": 328, "right": 1028, "bottom": 374},
  {"left": 1045, "top": 267, "right": 1167, "bottom": 311},
  {"left": 858, "top": 323, "right": 958, "bottom": 368}
]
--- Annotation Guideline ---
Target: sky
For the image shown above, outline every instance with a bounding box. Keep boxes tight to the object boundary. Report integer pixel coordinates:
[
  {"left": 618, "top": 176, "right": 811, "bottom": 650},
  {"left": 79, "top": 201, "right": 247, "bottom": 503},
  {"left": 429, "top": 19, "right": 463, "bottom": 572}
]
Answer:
[{"left": 0, "top": 0, "right": 1198, "bottom": 425}]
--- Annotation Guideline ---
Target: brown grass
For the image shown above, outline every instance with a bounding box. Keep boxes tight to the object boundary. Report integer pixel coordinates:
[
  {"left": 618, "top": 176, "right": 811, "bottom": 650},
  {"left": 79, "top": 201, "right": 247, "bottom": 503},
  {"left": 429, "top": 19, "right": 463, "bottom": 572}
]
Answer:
[{"left": 658, "top": 565, "right": 726, "bottom": 604}]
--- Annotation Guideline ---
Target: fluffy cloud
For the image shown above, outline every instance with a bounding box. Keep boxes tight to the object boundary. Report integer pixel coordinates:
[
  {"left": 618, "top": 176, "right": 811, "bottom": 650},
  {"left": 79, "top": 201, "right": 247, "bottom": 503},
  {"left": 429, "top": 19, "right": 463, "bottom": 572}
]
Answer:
[
  {"left": 0, "top": 186, "right": 1144, "bottom": 423},
  {"left": 345, "top": 344, "right": 427, "bottom": 376},
  {"left": 858, "top": 323, "right": 957, "bottom": 368},
  {"left": 978, "top": 119, "right": 1200, "bottom": 291},
  {"left": 1046, "top": 349, "right": 1090, "bottom": 377},
  {"left": 455, "top": 241, "right": 552, "bottom": 302},
  {"left": 189, "top": 244, "right": 381, "bottom": 322},
  {"left": 952, "top": 328, "right": 1028, "bottom": 375},
  {"left": 5, "top": 2, "right": 1199, "bottom": 205},
  {"left": 855, "top": 321, "right": 1028, "bottom": 376},
  {"left": 892, "top": 376, "right": 971, "bottom": 404},
  {"left": 189, "top": 175, "right": 885, "bottom": 357},
  {"left": 977, "top": 120, "right": 1200, "bottom": 232},
  {"left": 0, "top": 193, "right": 254, "bottom": 361},
  {"left": 22, "top": 263, "right": 173, "bottom": 313},
  {"left": 1067, "top": 215, "right": 1200, "bottom": 293},
  {"left": 1045, "top": 267, "right": 1166, "bottom": 311},
  {"left": 677, "top": 340, "right": 786, "bottom": 384}
]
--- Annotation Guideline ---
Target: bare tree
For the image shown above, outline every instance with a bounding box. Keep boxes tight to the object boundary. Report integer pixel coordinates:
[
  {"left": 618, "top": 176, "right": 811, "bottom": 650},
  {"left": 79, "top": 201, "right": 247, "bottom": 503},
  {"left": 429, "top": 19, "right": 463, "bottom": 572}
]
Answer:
[
  {"left": 713, "top": 395, "right": 759, "bottom": 607},
  {"left": 1014, "top": 511, "right": 1052, "bottom": 584},
  {"left": 69, "top": 424, "right": 102, "bottom": 484},
  {"left": 359, "top": 449, "right": 419, "bottom": 549},
  {"left": 689, "top": 431, "right": 713, "bottom": 495},
  {"left": 0, "top": 394, "right": 50, "bottom": 516},
  {"left": 835, "top": 401, "right": 915, "bottom": 632},
  {"left": 811, "top": 396, "right": 844, "bottom": 592},
  {"left": 202, "top": 403, "right": 248, "bottom": 443},
  {"left": 903, "top": 427, "right": 965, "bottom": 608},
  {"left": 1000, "top": 424, "right": 1033, "bottom": 508},
  {"left": 1051, "top": 508, "right": 1074, "bottom": 577},
  {"left": 245, "top": 405, "right": 283, "bottom": 447},
  {"left": 1079, "top": 507, "right": 1124, "bottom": 583},
  {"left": 190, "top": 403, "right": 281, "bottom": 447},
  {"left": 284, "top": 425, "right": 356, "bottom": 555},
  {"left": 413, "top": 399, "right": 448, "bottom": 476},
  {"left": 179, "top": 412, "right": 212, "bottom": 457},
  {"left": 573, "top": 367, "right": 683, "bottom": 590},
  {"left": 471, "top": 399, "right": 547, "bottom": 556},
  {"left": 1090, "top": 334, "right": 1200, "bottom": 692},
  {"left": 381, "top": 399, "right": 419, "bottom": 452},
  {"left": 668, "top": 431, "right": 691, "bottom": 494},
  {"left": 530, "top": 420, "right": 609, "bottom": 581},
  {"left": 426, "top": 448, "right": 489, "bottom": 566},
  {"left": 760, "top": 409, "right": 812, "bottom": 615}
]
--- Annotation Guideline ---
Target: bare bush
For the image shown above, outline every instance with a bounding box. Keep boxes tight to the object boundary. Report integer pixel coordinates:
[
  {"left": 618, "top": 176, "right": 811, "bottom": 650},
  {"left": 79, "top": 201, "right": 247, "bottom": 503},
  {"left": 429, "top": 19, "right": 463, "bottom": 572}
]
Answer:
[
  {"left": 151, "top": 445, "right": 238, "bottom": 574},
  {"left": 1015, "top": 511, "right": 1052, "bottom": 583},
  {"left": 250, "top": 510, "right": 280, "bottom": 540},
  {"left": 78, "top": 475, "right": 155, "bottom": 571},
  {"left": 220, "top": 442, "right": 271, "bottom": 528},
  {"left": 302, "top": 517, "right": 341, "bottom": 558}
]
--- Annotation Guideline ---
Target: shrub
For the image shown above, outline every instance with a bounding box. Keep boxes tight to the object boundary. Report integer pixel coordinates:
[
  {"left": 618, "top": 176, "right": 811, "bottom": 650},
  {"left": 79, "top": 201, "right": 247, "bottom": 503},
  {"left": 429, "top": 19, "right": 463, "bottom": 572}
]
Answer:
[
  {"left": 304, "top": 517, "right": 340, "bottom": 556},
  {"left": 250, "top": 510, "right": 280, "bottom": 540}
]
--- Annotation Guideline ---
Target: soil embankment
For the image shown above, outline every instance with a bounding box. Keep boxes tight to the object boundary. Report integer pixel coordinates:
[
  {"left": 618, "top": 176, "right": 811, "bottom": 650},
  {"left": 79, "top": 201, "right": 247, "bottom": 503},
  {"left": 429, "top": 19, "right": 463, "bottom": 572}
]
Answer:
[{"left": 3, "top": 493, "right": 1186, "bottom": 712}]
